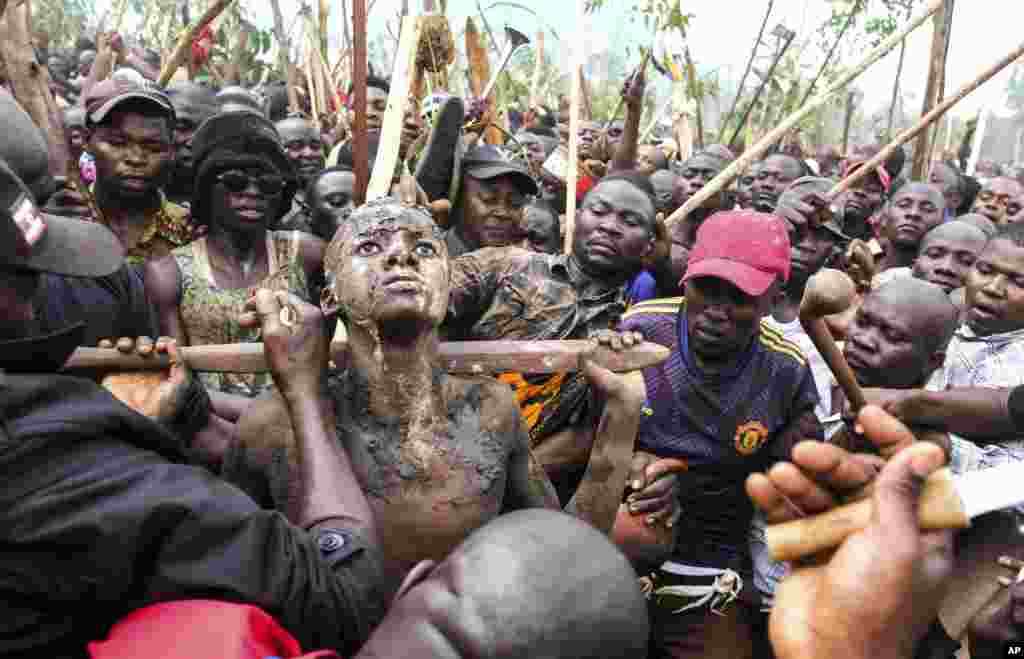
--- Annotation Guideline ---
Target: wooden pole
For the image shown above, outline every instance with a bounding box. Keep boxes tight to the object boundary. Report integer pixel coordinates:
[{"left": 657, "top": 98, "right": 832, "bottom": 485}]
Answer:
[
  {"left": 798, "top": 2, "right": 860, "bottom": 109},
  {"left": 664, "top": 0, "right": 942, "bottom": 231},
  {"left": 828, "top": 38, "right": 1024, "bottom": 200},
  {"left": 66, "top": 340, "right": 670, "bottom": 375},
  {"left": 158, "top": 0, "right": 234, "bottom": 86},
  {"left": 719, "top": 0, "right": 774, "bottom": 143},
  {"left": 682, "top": 38, "right": 703, "bottom": 150},
  {"left": 366, "top": 15, "right": 421, "bottom": 201},
  {"left": 564, "top": 0, "right": 584, "bottom": 255},
  {"left": 352, "top": 0, "right": 369, "bottom": 206},
  {"left": 911, "top": 0, "right": 954, "bottom": 181}
]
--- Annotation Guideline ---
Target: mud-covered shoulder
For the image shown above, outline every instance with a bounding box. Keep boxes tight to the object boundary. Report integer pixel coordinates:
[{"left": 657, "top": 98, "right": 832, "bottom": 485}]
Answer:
[{"left": 445, "top": 374, "right": 524, "bottom": 455}]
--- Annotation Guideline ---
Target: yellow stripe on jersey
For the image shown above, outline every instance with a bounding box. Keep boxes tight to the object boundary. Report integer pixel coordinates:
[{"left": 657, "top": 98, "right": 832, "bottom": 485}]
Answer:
[
  {"left": 621, "top": 297, "right": 685, "bottom": 321},
  {"left": 759, "top": 332, "right": 807, "bottom": 365}
]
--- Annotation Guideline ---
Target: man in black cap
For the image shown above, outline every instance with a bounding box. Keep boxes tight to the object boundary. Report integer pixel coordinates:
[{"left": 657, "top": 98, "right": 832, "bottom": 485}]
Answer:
[
  {"left": 45, "top": 77, "right": 195, "bottom": 265},
  {"left": 163, "top": 82, "right": 217, "bottom": 206},
  {"left": 446, "top": 143, "right": 538, "bottom": 257},
  {"left": 0, "top": 148, "right": 390, "bottom": 656}
]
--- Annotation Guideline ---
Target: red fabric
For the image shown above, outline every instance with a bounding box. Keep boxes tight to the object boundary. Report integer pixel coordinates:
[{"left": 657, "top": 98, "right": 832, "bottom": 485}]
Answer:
[
  {"left": 576, "top": 174, "right": 595, "bottom": 204},
  {"left": 87, "top": 600, "right": 340, "bottom": 659}
]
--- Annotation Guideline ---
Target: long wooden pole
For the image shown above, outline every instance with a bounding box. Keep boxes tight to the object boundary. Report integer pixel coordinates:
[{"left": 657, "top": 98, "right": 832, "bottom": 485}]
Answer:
[
  {"left": 158, "top": 0, "right": 233, "bottom": 86},
  {"left": 665, "top": 0, "right": 942, "bottom": 231},
  {"left": 727, "top": 28, "right": 795, "bottom": 149},
  {"left": 529, "top": 29, "right": 545, "bottom": 109},
  {"left": 828, "top": 38, "right": 1024, "bottom": 201},
  {"left": 718, "top": 0, "right": 774, "bottom": 143},
  {"left": 65, "top": 341, "right": 670, "bottom": 375},
  {"left": 352, "top": 0, "right": 369, "bottom": 206},
  {"left": 563, "top": 0, "right": 584, "bottom": 255}
]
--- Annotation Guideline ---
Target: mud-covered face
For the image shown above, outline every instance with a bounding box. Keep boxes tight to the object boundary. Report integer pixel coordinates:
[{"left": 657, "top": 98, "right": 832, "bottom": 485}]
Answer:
[{"left": 328, "top": 203, "right": 449, "bottom": 329}]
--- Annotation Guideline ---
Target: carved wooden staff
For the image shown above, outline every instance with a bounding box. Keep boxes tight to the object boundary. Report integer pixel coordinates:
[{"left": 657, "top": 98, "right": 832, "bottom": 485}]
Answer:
[
  {"left": 63, "top": 341, "right": 670, "bottom": 375},
  {"left": 663, "top": 0, "right": 942, "bottom": 231},
  {"left": 157, "top": 0, "right": 234, "bottom": 86},
  {"left": 827, "top": 37, "right": 1024, "bottom": 200}
]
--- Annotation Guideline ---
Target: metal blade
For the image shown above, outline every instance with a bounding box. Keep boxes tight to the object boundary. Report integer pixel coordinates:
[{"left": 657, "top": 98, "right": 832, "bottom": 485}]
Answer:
[{"left": 957, "top": 461, "right": 1024, "bottom": 519}]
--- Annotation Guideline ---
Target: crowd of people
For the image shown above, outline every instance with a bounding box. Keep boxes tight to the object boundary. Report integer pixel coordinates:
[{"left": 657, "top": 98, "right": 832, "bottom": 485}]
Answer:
[{"left": 4, "top": 27, "right": 1024, "bottom": 659}]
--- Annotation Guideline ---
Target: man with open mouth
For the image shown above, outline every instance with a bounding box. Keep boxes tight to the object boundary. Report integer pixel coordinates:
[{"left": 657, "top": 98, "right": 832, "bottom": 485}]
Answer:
[{"left": 275, "top": 115, "right": 327, "bottom": 233}]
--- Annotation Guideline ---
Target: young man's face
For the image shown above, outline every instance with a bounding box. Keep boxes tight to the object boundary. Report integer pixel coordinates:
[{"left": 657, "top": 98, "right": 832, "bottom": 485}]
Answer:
[
  {"left": 973, "top": 178, "right": 1024, "bottom": 225},
  {"left": 637, "top": 145, "right": 661, "bottom": 176},
  {"left": 207, "top": 165, "right": 285, "bottom": 235},
  {"left": 674, "top": 155, "right": 722, "bottom": 209},
  {"left": 912, "top": 229, "right": 987, "bottom": 294},
  {"left": 169, "top": 91, "right": 213, "bottom": 180},
  {"left": 843, "top": 175, "right": 885, "bottom": 222},
  {"left": 965, "top": 238, "right": 1024, "bottom": 336},
  {"left": 884, "top": 185, "right": 944, "bottom": 251},
  {"left": 461, "top": 175, "right": 527, "bottom": 250},
  {"left": 310, "top": 170, "right": 356, "bottom": 240},
  {"left": 278, "top": 118, "right": 325, "bottom": 186},
  {"left": 88, "top": 110, "right": 173, "bottom": 200},
  {"left": 684, "top": 276, "right": 770, "bottom": 363},
  {"left": 844, "top": 291, "right": 930, "bottom": 388},
  {"left": 363, "top": 86, "right": 389, "bottom": 132},
  {"left": 572, "top": 179, "right": 654, "bottom": 276},
  {"left": 928, "top": 164, "right": 962, "bottom": 214},
  {"left": 520, "top": 205, "right": 560, "bottom": 254},
  {"left": 751, "top": 155, "right": 800, "bottom": 212},
  {"left": 649, "top": 171, "right": 678, "bottom": 215},
  {"left": 789, "top": 225, "right": 836, "bottom": 285},
  {"left": 333, "top": 210, "right": 449, "bottom": 328}
]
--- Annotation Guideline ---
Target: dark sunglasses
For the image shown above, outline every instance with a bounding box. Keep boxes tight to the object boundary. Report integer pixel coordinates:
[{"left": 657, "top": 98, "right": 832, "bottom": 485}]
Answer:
[{"left": 217, "top": 170, "right": 286, "bottom": 195}]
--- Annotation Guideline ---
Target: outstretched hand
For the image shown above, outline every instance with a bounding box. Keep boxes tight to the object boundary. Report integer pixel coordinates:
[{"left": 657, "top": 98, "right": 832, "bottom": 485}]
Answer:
[{"left": 747, "top": 406, "right": 954, "bottom": 659}]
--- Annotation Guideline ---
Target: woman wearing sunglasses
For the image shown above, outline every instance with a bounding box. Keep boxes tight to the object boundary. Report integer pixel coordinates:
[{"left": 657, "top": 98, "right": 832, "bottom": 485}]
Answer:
[{"left": 145, "top": 112, "right": 326, "bottom": 397}]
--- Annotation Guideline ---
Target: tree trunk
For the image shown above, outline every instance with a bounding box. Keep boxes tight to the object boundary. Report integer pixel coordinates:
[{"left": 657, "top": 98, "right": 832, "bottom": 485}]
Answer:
[
  {"left": 912, "top": 0, "right": 953, "bottom": 181},
  {"left": 0, "top": 1, "right": 68, "bottom": 177}
]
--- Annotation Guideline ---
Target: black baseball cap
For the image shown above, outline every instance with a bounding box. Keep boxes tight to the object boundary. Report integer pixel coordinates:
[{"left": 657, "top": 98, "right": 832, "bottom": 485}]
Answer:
[
  {"left": 462, "top": 144, "right": 538, "bottom": 196},
  {"left": 0, "top": 157, "right": 123, "bottom": 277}
]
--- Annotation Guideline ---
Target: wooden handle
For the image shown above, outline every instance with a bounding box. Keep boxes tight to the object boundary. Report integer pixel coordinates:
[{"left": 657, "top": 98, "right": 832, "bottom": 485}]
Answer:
[
  {"left": 765, "top": 467, "right": 970, "bottom": 562},
  {"left": 62, "top": 340, "right": 670, "bottom": 375},
  {"left": 801, "top": 316, "right": 866, "bottom": 412}
]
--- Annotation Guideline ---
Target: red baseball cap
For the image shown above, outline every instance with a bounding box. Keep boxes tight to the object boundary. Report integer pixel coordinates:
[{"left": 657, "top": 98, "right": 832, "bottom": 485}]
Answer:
[{"left": 682, "top": 210, "right": 791, "bottom": 296}]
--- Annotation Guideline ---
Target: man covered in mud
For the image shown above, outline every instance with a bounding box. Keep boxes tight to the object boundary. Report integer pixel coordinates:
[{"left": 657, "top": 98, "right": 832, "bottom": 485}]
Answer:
[{"left": 229, "top": 198, "right": 648, "bottom": 575}]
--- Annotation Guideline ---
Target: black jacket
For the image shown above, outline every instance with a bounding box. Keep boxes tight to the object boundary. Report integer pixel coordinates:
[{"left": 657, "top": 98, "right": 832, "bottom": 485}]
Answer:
[{"left": 0, "top": 371, "right": 386, "bottom": 657}]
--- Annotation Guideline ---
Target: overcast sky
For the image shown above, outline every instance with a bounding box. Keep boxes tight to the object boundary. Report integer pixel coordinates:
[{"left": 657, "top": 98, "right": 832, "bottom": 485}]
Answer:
[{"left": 244, "top": 0, "right": 1023, "bottom": 119}]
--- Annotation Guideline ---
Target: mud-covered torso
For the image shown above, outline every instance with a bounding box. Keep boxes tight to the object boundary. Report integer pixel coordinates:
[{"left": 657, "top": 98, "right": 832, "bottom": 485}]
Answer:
[{"left": 327, "top": 371, "right": 514, "bottom": 569}]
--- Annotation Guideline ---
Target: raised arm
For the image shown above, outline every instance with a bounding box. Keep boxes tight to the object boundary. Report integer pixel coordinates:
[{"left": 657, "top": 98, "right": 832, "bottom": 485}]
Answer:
[{"left": 609, "top": 67, "right": 646, "bottom": 175}]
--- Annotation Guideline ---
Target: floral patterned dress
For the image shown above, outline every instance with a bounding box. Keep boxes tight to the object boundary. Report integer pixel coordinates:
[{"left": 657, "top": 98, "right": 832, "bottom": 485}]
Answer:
[{"left": 173, "top": 230, "right": 309, "bottom": 397}]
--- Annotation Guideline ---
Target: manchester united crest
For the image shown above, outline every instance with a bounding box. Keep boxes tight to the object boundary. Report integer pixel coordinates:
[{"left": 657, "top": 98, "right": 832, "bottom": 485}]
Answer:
[{"left": 734, "top": 421, "right": 769, "bottom": 456}]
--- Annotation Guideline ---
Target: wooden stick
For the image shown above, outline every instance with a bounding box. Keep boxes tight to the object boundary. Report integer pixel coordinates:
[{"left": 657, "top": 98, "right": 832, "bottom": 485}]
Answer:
[
  {"left": 827, "top": 37, "right": 1024, "bottom": 201},
  {"left": 564, "top": 0, "right": 585, "bottom": 255},
  {"left": 63, "top": 341, "right": 670, "bottom": 375},
  {"left": 718, "top": 0, "right": 773, "bottom": 143},
  {"left": 727, "top": 28, "right": 795, "bottom": 150},
  {"left": 766, "top": 467, "right": 969, "bottom": 561},
  {"left": 366, "top": 15, "right": 421, "bottom": 201},
  {"left": 664, "top": 0, "right": 943, "bottom": 231},
  {"left": 158, "top": 0, "right": 233, "bottom": 86},
  {"left": 352, "top": 0, "right": 369, "bottom": 206},
  {"left": 315, "top": 46, "right": 345, "bottom": 117},
  {"left": 305, "top": 45, "right": 320, "bottom": 123}
]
